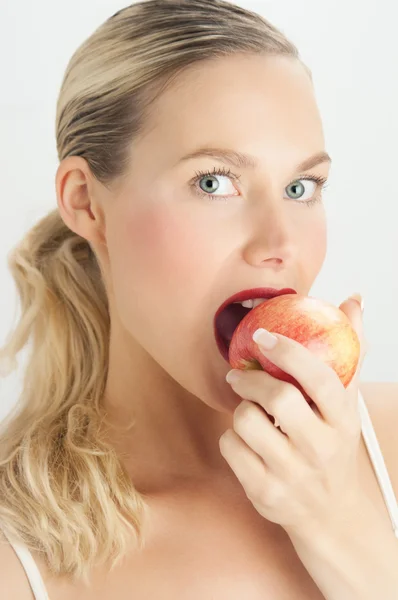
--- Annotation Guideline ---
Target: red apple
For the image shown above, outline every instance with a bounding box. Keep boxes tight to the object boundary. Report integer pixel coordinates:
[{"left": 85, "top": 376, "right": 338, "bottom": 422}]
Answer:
[{"left": 228, "top": 294, "right": 360, "bottom": 402}]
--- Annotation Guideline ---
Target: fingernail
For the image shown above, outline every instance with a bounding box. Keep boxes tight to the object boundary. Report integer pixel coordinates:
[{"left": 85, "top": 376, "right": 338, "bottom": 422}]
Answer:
[
  {"left": 226, "top": 369, "right": 241, "bottom": 384},
  {"left": 253, "top": 328, "right": 278, "bottom": 349},
  {"left": 351, "top": 293, "right": 365, "bottom": 313}
]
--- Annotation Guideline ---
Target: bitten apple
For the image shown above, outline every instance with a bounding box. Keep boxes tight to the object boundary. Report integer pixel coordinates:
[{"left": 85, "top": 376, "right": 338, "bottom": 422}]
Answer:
[{"left": 228, "top": 294, "right": 360, "bottom": 402}]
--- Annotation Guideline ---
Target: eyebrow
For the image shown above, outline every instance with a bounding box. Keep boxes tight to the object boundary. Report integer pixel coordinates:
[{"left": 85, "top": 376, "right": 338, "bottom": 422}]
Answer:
[{"left": 177, "top": 147, "right": 332, "bottom": 172}]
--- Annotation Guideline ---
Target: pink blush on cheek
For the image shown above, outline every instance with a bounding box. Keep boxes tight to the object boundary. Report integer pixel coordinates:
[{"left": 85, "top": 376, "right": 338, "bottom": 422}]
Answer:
[{"left": 123, "top": 204, "right": 212, "bottom": 288}]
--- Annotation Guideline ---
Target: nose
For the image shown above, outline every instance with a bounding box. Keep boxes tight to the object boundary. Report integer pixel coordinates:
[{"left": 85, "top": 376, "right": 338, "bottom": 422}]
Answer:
[{"left": 242, "top": 199, "right": 296, "bottom": 268}]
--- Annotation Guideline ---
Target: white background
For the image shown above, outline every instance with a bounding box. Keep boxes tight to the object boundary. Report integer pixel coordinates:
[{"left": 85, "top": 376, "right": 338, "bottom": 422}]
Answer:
[{"left": 0, "top": 0, "right": 397, "bottom": 421}]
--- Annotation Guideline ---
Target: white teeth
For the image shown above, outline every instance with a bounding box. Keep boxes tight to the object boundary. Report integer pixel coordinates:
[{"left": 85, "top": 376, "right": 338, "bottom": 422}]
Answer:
[
  {"left": 232, "top": 298, "right": 268, "bottom": 309},
  {"left": 241, "top": 299, "right": 254, "bottom": 309},
  {"left": 252, "top": 298, "right": 267, "bottom": 309},
  {"left": 232, "top": 299, "right": 253, "bottom": 308}
]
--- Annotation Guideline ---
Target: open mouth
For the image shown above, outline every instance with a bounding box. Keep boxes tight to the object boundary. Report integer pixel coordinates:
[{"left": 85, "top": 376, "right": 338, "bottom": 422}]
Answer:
[
  {"left": 215, "top": 303, "right": 252, "bottom": 361},
  {"left": 214, "top": 288, "right": 297, "bottom": 362}
]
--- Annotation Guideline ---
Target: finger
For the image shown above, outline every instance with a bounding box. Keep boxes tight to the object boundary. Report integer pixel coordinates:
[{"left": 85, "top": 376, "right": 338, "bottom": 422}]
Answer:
[
  {"left": 228, "top": 371, "right": 333, "bottom": 462},
  {"left": 219, "top": 427, "right": 276, "bottom": 500},
  {"left": 232, "top": 399, "right": 301, "bottom": 477},
  {"left": 253, "top": 333, "right": 346, "bottom": 429}
]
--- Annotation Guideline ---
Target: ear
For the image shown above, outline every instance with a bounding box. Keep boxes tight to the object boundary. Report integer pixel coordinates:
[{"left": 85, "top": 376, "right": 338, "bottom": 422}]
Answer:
[{"left": 56, "top": 156, "right": 107, "bottom": 245}]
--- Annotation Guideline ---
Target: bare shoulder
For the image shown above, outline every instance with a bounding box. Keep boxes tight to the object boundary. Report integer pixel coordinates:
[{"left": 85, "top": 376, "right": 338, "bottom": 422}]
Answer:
[
  {"left": 0, "top": 531, "right": 34, "bottom": 599},
  {"left": 359, "top": 381, "right": 398, "bottom": 488},
  {"left": 359, "top": 381, "right": 398, "bottom": 417}
]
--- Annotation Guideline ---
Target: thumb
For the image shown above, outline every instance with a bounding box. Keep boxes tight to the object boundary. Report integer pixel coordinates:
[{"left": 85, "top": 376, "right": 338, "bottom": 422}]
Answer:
[{"left": 339, "top": 292, "right": 367, "bottom": 385}]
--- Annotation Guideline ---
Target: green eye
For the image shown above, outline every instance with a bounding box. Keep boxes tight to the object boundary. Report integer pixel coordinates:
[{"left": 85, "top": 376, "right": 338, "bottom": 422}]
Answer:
[
  {"left": 285, "top": 179, "right": 316, "bottom": 201},
  {"left": 190, "top": 167, "right": 328, "bottom": 206}
]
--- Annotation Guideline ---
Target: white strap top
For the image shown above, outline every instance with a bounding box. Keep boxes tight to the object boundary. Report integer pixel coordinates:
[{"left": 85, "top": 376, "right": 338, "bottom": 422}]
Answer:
[
  {"left": 357, "top": 389, "right": 398, "bottom": 538},
  {"left": 2, "top": 389, "right": 398, "bottom": 600},
  {"left": 2, "top": 527, "right": 50, "bottom": 599}
]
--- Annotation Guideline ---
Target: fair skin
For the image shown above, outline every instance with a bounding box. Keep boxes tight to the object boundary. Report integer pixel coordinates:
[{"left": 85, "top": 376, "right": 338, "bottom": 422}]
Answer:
[
  {"left": 57, "top": 54, "right": 330, "bottom": 495},
  {"left": 3, "top": 53, "right": 398, "bottom": 599}
]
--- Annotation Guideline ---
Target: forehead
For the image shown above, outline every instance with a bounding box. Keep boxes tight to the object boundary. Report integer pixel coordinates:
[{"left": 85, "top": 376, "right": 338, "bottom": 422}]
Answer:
[{"left": 132, "top": 54, "right": 325, "bottom": 176}]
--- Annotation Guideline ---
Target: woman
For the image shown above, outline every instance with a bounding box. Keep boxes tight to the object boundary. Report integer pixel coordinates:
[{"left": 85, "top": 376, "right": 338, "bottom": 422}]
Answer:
[{"left": 1, "top": 1, "right": 397, "bottom": 598}]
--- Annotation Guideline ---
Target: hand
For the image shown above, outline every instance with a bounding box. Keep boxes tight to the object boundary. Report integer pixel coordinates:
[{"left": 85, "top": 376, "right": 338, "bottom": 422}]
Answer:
[{"left": 219, "top": 294, "right": 368, "bottom": 539}]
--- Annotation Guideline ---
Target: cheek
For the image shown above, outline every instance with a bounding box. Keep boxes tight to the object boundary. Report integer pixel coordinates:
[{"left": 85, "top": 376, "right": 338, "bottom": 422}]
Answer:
[
  {"left": 129, "top": 204, "right": 214, "bottom": 287},
  {"left": 304, "top": 214, "right": 327, "bottom": 271},
  {"left": 106, "top": 202, "right": 216, "bottom": 321}
]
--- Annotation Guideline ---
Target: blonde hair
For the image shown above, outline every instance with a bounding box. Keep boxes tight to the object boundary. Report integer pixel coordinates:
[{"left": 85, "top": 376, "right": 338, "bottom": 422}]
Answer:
[{"left": 0, "top": 0, "right": 304, "bottom": 585}]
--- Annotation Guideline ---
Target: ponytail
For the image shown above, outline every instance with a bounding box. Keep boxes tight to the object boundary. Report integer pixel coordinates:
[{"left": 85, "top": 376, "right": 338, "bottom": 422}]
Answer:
[{"left": 0, "top": 209, "right": 147, "bottom": 585}]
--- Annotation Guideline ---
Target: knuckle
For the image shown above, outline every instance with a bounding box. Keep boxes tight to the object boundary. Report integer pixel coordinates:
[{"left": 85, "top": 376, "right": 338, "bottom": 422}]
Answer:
[
  {"left": 315, "top": 374, "right": 337, "bottom": 398},
  {"left": 267, "top": 390, "right": 290, "bottom": 422},
  {"left": 234, "top": 399, "right": 256, "bottom": 429},
  {"left": 246, "top": 483, "right": 264, "bottom": 504},
  {"left": 259, "top": 482, "right": 284, "bottom": 508},
  {"left": 270, "top": 386, "right": 300, "bottom": 422}
]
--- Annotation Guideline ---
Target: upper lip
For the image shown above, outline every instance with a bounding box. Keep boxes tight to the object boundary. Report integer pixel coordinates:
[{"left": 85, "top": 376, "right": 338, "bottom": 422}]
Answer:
[{"left": 214, "top": 287, "right": 297, "bottom": 320}]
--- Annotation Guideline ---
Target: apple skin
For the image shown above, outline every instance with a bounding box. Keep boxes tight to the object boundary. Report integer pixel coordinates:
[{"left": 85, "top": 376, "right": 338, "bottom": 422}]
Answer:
[{"left": 228, "top": 294, "right": 360, "bottom": 402}]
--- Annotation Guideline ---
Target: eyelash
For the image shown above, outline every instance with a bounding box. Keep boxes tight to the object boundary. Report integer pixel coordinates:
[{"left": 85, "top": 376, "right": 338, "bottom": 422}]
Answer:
[{"left": 189, "top": 166, "right": 329, "bottom": 207}]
